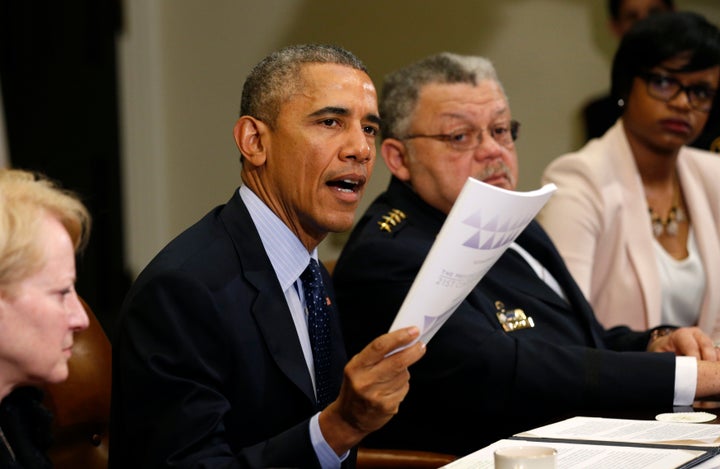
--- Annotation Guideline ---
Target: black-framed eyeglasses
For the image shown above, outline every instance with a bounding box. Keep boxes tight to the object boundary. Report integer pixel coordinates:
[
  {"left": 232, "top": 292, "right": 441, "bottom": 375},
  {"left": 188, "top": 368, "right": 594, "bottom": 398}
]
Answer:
[
  {"left": 400, "top": 120, "right": 520, "bottom": 152},
  {"left": 638, "top": 71, "right": 717, "bottom": 113}
]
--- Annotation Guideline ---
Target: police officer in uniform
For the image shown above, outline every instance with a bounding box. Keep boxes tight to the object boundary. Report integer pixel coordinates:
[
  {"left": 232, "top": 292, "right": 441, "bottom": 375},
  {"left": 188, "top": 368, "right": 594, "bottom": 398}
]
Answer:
[{"left": 333, "top": 52, "right": 720, "bottom": 457}]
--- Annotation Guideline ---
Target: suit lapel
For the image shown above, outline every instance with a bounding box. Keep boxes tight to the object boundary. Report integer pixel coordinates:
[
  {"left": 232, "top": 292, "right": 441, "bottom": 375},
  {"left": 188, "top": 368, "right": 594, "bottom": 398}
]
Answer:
[
  {"left": 515, "top": 222, "right": 577, "bottom": 306},
  {"left": 502, "top": 248, "right": 569, "bottom": 310},
  {"left": 219, "top": 192, "right": 316, "bottom": 404},
  {"left": 609, "top": 124, "right": 661, "bottom": 324},
  {"left": 515, "top": 221, "right": 604, "bottom": 346},
  {"left": 677, "top": 156, "right": 720, "bottom": 333},
  {"left": 320, "top": 266, "right": 347, "bottom": 403}
]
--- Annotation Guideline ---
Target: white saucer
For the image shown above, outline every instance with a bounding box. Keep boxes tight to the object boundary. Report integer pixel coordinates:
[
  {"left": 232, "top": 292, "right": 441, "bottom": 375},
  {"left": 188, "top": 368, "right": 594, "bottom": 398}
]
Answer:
[{"left": 655, "top": 412, "right": 717, "bottom": 423}]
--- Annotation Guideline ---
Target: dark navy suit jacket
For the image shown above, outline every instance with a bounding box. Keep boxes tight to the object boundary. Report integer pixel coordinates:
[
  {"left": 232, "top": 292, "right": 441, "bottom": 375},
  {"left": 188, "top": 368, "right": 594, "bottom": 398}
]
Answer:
[
  {"left": 111, "top": 190, "right": 351, "bottom": 468},
  {"left": 334, "top": 177, "right": 675, "bottom": 457}
]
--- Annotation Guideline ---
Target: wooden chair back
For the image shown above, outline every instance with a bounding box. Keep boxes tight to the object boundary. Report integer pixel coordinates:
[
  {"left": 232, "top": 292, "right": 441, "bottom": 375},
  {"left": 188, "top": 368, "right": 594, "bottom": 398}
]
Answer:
[{"left": 42, "top": 298, "right": 111, "bottom": 469}]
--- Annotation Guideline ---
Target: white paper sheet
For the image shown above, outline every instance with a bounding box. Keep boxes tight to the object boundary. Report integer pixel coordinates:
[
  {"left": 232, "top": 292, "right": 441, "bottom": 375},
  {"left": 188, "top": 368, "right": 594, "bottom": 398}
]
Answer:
[{"left": 388, "top": 177, "right": 557, "bottom": 346}]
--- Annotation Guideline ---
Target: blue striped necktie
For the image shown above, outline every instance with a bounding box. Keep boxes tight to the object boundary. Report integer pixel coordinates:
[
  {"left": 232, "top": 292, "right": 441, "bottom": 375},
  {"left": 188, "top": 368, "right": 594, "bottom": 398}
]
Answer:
[{"left": 300, "top": 259, "right": 333, "bottom": 409}]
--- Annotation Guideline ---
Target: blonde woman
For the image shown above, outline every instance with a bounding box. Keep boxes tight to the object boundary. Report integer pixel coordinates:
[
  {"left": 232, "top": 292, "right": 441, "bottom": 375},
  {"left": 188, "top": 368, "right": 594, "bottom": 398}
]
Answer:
[{"left": 0, "top": 169, "right": 90, "bottom": 467}]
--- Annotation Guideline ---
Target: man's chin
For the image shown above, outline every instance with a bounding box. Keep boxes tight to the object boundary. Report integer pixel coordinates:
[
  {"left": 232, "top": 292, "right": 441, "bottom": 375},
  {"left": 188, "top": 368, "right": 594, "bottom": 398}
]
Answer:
[{"left": 326, "top": 214, "right": 355, "bottom": 234}]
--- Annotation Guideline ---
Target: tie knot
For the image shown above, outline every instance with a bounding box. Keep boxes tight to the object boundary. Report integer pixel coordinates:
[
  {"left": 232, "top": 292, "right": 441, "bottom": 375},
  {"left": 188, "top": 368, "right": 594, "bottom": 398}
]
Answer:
[{"left": 301, "top": 258, "right": 323, "bottom": 289}]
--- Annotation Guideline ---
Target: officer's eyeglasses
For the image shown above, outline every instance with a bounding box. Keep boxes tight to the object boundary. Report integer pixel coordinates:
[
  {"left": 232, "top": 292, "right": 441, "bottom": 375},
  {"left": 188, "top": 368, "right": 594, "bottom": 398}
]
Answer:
[{"left": 401, "top": 120, "right": 520, "bottom": 152}]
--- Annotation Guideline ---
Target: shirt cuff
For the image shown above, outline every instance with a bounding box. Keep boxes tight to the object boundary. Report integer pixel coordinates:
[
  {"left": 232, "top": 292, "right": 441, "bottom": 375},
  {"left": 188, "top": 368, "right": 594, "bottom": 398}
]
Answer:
[
  {"left": 310, "top": 412, "right": 348, "bottom": 468},
  {"left": 674, "top": 356, "right": 697, "bottom": 406}
]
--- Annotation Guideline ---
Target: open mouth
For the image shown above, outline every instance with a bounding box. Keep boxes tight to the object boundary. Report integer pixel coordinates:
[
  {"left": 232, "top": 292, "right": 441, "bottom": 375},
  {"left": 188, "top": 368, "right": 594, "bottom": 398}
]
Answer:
[{"left": 327, "top": 178, "right": 364, "bottom": 193}]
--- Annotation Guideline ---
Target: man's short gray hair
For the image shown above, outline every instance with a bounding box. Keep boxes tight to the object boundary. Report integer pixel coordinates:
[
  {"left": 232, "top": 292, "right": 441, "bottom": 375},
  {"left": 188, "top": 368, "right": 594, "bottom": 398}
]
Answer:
[{"left": 380, "top": 53, "right": 503, "bottom": 139}]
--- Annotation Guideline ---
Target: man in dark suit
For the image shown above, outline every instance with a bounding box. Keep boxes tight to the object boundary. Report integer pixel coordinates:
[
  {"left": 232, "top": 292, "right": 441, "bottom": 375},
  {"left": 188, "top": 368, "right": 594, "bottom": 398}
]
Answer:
[
  {"left": 110, "top": 44, "right": 426, "bottom": 468},
  {"left": 333, "top": 52, "right": 720, "bottom": 457}
]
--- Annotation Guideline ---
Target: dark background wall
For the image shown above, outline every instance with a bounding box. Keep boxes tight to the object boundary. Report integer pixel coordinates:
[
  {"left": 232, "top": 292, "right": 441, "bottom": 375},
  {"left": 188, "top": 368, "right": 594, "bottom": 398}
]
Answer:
[{"left": 0, "top": 0, "right": 130, "bottom": 333}]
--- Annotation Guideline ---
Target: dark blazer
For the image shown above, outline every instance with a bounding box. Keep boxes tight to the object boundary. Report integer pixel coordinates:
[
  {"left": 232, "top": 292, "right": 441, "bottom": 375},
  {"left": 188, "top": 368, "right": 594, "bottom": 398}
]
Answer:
[
  {"left": 110, "top": 190, "right": 350, "bottom": 468},
  {"left": 334, "top": 177, "right": 676, "bottom": 457},
  {"left": 0, "top": 387, "right": 52, "bottom": 469}
]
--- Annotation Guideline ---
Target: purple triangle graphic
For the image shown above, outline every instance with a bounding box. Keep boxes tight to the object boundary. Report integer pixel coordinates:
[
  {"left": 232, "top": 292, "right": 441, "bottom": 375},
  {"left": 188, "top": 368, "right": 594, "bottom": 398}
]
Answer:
[
  {"left": 480, "top": 233, "right": 495, "bottom": 249},
  {"left": 483, "top": 215, "right": 499, "bottom": 232},
  {"left": 423, "top": 315, "right": 436, "bottom": 331},
  {"left": 463, "top": 210, "right": 484, "bottom": 228},
  {"left": 499, "top": 231, "right": 514, "bottom": 247},
  {"left": 463, "top": 231, "right": 482, "bottom": 248}
]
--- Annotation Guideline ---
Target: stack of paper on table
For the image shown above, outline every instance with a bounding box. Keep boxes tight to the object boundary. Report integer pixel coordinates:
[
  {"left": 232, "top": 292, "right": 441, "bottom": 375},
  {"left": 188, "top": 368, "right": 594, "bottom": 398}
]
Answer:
[{"left": 442, "top": 416, "right": 720, "bottom": 469}]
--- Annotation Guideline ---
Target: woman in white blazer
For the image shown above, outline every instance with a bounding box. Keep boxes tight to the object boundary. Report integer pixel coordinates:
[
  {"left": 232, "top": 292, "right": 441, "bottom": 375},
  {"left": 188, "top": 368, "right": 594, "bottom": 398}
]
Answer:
[{"left": 539, "top": 11, "right": 720, "bottom": 339}]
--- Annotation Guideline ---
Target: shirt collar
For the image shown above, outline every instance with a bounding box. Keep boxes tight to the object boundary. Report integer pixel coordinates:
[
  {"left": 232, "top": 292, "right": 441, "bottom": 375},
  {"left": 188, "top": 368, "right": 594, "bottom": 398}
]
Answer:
[{"left": 239, "top": 185, "right": 317, "bottom": 290}]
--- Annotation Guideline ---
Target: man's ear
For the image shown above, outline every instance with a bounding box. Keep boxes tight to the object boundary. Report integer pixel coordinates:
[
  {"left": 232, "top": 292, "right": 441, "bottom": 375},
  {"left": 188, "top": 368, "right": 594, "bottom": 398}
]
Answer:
[
  {"left": 381, "top": 138, "right": 411, "bottom": 181},
  {"left": 233, "top": 116, "right": 268, "bottom": 167}
]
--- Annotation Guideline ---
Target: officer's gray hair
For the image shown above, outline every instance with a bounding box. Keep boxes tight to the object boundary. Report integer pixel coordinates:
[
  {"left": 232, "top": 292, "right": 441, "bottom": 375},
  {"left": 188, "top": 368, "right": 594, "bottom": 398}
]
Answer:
[{"left": 380, "top": 53, "right": 503, "bottom": 139}]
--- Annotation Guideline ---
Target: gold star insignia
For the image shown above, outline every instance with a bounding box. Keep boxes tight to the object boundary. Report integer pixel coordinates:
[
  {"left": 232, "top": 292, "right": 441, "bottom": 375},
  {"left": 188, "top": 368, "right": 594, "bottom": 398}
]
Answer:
[{"left": 378, "top": 208, "right": 407, "bottom": 232}]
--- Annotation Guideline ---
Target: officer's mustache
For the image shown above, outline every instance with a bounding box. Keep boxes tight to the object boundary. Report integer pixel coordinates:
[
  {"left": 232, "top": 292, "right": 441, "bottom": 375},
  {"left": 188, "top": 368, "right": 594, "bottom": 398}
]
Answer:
[{"left": 475, "top": 161, "right": 515, "bottom": 187}]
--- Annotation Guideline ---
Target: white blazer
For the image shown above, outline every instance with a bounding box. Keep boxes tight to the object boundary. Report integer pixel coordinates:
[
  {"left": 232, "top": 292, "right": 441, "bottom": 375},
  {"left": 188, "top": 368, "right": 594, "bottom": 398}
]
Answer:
[{"left": 539, "top": 121, "right": 720, "bottom": 338}]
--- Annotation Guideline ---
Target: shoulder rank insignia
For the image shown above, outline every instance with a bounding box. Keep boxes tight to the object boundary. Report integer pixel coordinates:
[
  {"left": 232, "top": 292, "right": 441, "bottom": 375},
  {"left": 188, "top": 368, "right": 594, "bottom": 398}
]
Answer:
[
  {"left": 378, "top": 208, "right": 406, "bottom": 232},
  {"left": 495, "top": 300, "right": 534, "bottom": 332}
]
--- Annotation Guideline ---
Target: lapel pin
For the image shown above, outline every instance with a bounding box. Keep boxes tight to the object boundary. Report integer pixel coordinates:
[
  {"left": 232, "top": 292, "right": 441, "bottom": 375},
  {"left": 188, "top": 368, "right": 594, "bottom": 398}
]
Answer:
[{"left": 495, "top": 300, "right": 535, "bottom": 332}]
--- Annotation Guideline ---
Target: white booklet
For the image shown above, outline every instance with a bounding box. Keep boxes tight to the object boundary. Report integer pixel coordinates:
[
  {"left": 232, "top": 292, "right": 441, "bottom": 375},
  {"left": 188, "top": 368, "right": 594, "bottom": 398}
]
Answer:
[{"left": 388, "top": 177, "right": 556, "bottom": 346}]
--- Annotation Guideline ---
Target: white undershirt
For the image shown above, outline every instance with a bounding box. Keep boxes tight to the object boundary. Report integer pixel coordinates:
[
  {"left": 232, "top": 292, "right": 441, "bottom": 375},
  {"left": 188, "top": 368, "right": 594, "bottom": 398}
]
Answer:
[
  {"left": 653, "top": 228, "right": 705, "bottom": 327},
  {"left": 509, "top": 243, "right": 567, "bottom": 301}
]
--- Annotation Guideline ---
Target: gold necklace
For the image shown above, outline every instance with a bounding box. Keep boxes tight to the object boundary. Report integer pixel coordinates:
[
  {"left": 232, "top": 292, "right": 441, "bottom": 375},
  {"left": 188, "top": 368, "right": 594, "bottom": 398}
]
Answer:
[{"left": 647, "top": 178, "right": 685, "bottom": 238}]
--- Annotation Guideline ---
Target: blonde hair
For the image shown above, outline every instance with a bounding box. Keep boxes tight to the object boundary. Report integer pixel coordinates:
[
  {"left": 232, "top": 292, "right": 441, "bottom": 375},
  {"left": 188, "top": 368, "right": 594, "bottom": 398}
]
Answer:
[{"left": 0, "top": 169, "right": 91, "bottom": 289}]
